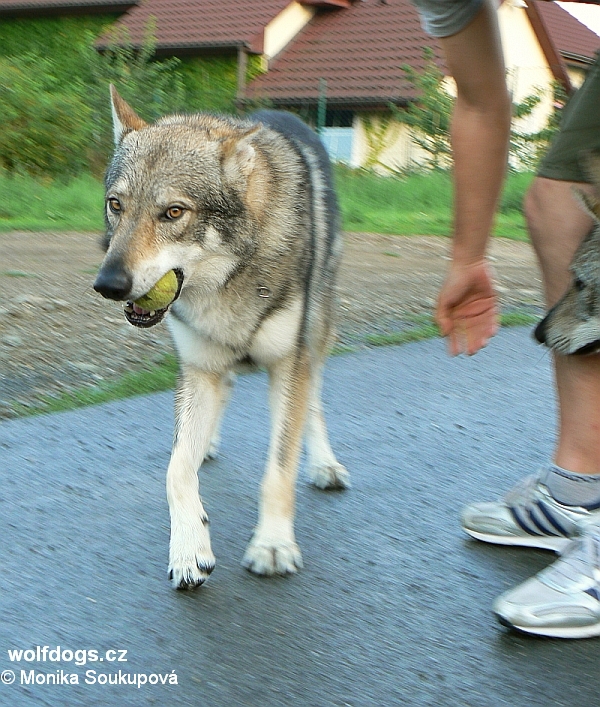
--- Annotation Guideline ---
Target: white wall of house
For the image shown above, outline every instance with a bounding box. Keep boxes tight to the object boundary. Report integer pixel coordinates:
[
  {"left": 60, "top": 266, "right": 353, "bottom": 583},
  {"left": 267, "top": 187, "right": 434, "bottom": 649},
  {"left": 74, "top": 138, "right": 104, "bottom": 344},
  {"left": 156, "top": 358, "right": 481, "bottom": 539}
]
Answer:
[
  {"left": 498, "top": 0, "right": 554, "bottom": 136},
  {"left": 263, "top": 1, "right": 315, "bottom": 61},
  {"left": 325, "top": 2, "right": 560, "bottom": 172},
  {"left": 566, "top": 64, "right": 588, "bottom": 89},
  {"left": 350, "top": 115, "right": 432, "bottom": 174}
]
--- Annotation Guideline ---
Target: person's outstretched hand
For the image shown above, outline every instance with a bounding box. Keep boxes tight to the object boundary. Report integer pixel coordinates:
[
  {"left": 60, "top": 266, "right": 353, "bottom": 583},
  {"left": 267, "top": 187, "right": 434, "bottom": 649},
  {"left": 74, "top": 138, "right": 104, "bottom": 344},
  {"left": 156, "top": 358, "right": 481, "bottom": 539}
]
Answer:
[{"left": 436, "top": 259, "right": 499, "bottom": 356}]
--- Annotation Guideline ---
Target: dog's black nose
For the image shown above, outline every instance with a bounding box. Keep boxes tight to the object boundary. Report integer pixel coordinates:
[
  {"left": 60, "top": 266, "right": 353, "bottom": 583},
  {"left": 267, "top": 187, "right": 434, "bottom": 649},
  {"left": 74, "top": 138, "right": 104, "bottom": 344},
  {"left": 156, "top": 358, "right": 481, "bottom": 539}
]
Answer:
[{"left": 94, "top": 266, "right": 133, "bottom": 301}]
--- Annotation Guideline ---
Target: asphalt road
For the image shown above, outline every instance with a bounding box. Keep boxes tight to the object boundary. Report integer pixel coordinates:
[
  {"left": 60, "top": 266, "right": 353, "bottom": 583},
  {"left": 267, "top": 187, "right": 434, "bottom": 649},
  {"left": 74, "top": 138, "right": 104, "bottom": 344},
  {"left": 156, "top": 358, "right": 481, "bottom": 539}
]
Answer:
[{"left": 1, "top": 327, "right": 599, "bottom": 706}]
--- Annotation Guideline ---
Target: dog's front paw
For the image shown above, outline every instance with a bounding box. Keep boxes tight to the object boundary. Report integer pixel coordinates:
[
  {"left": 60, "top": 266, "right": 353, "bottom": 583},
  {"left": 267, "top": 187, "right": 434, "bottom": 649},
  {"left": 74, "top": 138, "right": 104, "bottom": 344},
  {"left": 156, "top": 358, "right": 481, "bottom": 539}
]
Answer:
[
  {"left": 242, "top": 537, "right": 303, "bottom": 576},
  {"left": 309, "top": 462, "right": 350, "bottom": 490},
  {"left": 169, "top": 522, "right": 215, "bottom": 589},
  {"left": 168, "top": 555, "right": 215, "bottom": 590}
]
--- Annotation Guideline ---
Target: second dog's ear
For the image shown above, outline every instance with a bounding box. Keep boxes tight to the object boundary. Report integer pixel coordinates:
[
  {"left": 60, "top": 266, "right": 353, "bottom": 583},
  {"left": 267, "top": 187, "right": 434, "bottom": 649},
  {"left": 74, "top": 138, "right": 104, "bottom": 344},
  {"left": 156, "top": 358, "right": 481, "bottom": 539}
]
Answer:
[
  {"left": 573, "top": 188, "right": 600, "bottom": 222},
  {"left": 110, "top": 85, "right": 147, "bottom": 145}
]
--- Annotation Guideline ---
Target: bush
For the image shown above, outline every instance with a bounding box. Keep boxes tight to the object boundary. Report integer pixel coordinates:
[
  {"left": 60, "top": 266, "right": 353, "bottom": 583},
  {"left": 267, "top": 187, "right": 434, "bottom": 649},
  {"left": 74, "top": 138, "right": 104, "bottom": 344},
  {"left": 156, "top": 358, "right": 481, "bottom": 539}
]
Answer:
[
  {"left": 0, "top": 17, "right": 226, "bottom": 177},
  {"left": 0, "top": 55, "right": 92, "bottom": 177}
]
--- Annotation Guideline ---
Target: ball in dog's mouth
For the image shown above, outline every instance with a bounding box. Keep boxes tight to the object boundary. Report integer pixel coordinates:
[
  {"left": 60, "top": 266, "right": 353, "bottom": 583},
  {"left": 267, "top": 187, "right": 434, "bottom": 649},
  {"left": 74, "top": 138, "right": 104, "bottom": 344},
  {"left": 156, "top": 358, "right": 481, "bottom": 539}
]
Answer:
[{"left": 124, "top": 269, "right": 184, "bottom": 328}]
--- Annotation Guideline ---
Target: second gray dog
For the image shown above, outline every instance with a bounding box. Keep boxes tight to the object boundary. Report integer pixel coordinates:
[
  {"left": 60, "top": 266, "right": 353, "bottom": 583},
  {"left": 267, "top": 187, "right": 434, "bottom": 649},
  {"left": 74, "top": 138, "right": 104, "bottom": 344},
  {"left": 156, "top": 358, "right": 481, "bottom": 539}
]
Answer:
[{"left": 536, "top": 154, "right": 600, "bottom": 355}]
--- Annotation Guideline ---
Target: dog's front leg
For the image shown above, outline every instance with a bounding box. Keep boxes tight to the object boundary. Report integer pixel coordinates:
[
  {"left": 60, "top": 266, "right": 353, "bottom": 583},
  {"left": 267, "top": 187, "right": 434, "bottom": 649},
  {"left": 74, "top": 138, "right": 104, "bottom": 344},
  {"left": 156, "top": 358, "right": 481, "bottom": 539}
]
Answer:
[
  {"left": 167, "top": 366, "right": 224, "bottom": 589},
  {"left": 242, "top": 349, "right": 310, "bottom": 576}
]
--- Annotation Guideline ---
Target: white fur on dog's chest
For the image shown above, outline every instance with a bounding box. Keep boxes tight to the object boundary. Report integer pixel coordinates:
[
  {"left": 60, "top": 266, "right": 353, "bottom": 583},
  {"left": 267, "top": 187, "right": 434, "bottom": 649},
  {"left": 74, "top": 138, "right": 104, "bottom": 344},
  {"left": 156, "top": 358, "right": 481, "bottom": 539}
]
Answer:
[
  {"left": 249, "top": 297, "right": 302, "bottom": 365},
  {"left": 168, "top": 296, "right": 302, "bottom": 370}
]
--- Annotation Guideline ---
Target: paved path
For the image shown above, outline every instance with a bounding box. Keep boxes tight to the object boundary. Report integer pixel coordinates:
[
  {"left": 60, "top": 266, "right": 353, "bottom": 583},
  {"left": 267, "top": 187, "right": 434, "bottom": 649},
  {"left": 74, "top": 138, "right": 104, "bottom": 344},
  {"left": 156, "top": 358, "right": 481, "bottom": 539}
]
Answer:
[{"left": 1, "top": 328, "right": 599, "bottom": 706}]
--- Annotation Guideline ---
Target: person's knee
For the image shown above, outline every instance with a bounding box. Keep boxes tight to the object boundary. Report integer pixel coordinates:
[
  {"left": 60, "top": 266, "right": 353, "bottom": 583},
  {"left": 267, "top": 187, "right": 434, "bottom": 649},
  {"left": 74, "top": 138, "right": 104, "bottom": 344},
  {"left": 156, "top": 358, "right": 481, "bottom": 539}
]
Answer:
[
  {"left": 523, "top": 178, "right": 552, "bottom": 246},
  {"left": 524, "top": 177, "right": 593, "bottom": 248},
  {"left": 523, "top": 176, "right": 595, "bottom": 305}
]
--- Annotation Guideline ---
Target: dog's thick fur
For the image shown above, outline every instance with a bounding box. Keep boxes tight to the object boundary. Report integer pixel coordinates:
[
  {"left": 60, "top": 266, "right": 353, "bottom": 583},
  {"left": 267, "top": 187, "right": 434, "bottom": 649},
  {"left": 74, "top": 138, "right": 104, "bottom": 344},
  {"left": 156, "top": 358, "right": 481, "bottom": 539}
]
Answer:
[
  {"left": 535, "top": 151, "right": 600, "bottom": 355},
  {"left": 94, "top": 88, "right": 349, "bottom": 588}
]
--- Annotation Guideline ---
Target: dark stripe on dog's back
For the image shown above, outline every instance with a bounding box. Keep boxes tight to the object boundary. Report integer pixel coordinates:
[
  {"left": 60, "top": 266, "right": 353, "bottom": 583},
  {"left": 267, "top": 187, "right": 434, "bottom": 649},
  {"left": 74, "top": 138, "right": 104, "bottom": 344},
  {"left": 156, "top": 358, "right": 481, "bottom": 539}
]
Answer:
[
  {"left": 250, "top": 110, "right": 339, "bottom": 341},
  {"left": 250, "top": 110, "right": 339, "bottom": 264}
]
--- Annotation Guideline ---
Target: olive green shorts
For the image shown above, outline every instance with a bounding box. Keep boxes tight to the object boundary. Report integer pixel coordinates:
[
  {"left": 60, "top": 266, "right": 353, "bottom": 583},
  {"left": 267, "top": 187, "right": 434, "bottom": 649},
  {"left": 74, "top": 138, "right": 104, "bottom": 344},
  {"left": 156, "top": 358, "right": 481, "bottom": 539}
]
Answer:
[{"left": 538, "top": 52, "right": 600, "bottom": 183}]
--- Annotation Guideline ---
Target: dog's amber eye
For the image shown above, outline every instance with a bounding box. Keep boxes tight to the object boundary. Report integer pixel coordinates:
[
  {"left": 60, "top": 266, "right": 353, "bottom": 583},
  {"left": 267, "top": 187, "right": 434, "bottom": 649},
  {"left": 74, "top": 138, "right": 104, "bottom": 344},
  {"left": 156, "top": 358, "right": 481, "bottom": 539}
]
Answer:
[
  {"left": 166, "top": 206, "right": 184, "bottom": 220},
  {"left": 108, "top": 198, "right": 122, "bottom": 214}
]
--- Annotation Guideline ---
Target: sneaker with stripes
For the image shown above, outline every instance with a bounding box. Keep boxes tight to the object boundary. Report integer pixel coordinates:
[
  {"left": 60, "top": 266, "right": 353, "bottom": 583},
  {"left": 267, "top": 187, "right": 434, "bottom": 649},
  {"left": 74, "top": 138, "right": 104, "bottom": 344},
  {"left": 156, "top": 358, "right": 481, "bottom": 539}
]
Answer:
[
  {"left": 493, "top": 525, "right": 600, "bottom": 638},
  {"left": 461, "top": 471, "right": 600, "bottom": 552}
]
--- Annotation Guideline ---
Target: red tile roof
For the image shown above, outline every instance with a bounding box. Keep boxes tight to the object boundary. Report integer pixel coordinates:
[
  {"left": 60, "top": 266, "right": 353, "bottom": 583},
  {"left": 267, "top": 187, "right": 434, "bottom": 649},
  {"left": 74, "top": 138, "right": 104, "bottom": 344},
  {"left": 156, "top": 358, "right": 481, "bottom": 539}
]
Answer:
[
  {"left": 100, "top": 0, "right": 292, "bottom": 53},
  {"left": 535, "top": 0, "right": 600, "bottom": 61},
  {"left": 246, "top": 0, "right": 444, "bottom": 107},
  {"left": 0, "top": 0, "right": 134, "bottom": 12}
]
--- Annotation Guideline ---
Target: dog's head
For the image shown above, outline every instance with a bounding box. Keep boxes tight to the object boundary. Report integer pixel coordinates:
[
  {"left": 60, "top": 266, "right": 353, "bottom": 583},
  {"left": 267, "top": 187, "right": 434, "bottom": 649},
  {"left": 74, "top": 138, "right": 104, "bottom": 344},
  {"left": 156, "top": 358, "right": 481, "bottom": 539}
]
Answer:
[
  {"left": 535, "top": 178, "right": 600, "bottom": 355},
  {"left": 94, "top": 86, "right": 266, "bottom": 327}
]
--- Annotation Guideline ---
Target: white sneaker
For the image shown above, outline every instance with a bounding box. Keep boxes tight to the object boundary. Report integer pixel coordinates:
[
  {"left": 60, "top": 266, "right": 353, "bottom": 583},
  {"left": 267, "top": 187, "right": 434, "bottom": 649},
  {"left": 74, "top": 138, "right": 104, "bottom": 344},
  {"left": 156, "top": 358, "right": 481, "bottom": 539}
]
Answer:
[
  {"left": 493, "top": 526, "right": 600, "bottom": 638},
  {"left": 461, "top": 472, "right": 600, "bottom": 552}
]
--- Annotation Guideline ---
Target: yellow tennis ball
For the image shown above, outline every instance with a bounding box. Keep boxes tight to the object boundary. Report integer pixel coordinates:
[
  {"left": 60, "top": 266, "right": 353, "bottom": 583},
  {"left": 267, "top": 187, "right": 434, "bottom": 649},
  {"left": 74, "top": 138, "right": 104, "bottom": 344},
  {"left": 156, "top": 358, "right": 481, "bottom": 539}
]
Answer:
[{"left": 134, "top": 270, "right": 178, "bottom": 310}]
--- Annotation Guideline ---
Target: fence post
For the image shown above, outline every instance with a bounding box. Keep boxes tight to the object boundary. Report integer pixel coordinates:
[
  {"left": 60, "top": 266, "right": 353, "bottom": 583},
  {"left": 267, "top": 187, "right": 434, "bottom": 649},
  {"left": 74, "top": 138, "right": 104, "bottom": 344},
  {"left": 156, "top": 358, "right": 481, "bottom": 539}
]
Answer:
[{"left": 317, "top": 78, "right": 327, "bottom": 134}]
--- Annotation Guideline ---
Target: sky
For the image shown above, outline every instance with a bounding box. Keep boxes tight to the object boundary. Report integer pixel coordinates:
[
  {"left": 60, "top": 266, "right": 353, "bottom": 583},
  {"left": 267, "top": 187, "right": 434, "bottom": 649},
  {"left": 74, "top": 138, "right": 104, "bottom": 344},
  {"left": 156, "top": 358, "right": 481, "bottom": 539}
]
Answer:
[{"left": 556, "top": 1, "right": 600, "bottom": 35}]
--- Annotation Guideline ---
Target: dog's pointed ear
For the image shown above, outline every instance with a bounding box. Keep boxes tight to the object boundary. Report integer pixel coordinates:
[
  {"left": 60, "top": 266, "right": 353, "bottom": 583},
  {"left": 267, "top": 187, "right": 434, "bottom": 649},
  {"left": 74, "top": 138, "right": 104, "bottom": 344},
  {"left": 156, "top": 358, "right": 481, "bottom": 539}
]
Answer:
[
  {"left": 110, "top": 84, "right": 147, "bottom": 145},
  {"left": 573, "top": 188, "right": 600, "bottom": 222},
  {"left": 221, "top": 125, "right": 261, "bottom": 182}
]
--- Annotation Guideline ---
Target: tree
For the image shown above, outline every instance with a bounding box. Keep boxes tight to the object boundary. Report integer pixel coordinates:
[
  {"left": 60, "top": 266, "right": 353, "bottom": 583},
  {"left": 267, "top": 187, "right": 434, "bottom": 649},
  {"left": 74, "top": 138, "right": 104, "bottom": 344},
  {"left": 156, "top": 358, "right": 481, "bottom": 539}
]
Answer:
[
  {"left": 86, "top": 21, "right": 186, "bottom": 173},
  {"left": 510, "top": 82, "right": 567, "bottom": 171},
  {"left": 0, "top": 21, "right": 187, "bottom": 177},
  {"left": 393, "top": 49, "right": 567, "bottom": 173},
  {"left": 392, "top": 48, "right": 453, "bottom": 170}
]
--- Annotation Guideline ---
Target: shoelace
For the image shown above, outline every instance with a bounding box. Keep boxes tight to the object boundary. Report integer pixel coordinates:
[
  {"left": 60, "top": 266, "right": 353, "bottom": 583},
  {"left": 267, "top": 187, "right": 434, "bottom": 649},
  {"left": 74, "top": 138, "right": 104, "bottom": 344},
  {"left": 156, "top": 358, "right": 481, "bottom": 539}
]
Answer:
[
  {"left": 504, "top": 473, "right": 543, "bottom": 507},
  {"left": 541, "top": 528, "right": 600, "bottom": 591}
]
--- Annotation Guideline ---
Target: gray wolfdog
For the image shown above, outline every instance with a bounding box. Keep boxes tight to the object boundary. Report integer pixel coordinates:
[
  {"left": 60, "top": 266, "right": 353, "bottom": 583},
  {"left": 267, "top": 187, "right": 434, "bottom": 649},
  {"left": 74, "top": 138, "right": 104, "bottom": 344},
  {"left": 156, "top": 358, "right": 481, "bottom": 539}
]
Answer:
[
  {"left": 535, "top": 151, "right": 600, "bottom": 355},
  {"left": 93, "top": 87, "right": 349, "bottom": 589}
]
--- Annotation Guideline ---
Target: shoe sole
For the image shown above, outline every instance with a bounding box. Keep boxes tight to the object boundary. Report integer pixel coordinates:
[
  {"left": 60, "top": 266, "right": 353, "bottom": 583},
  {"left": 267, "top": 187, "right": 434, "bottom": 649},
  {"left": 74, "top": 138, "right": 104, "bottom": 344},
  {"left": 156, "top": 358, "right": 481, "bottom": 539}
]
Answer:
[
  {"left": 463, "top": 527, "right": 570, "bottom": 552},
  {"left": 496, "top": 613, "right": 600, "bottom": 639}
]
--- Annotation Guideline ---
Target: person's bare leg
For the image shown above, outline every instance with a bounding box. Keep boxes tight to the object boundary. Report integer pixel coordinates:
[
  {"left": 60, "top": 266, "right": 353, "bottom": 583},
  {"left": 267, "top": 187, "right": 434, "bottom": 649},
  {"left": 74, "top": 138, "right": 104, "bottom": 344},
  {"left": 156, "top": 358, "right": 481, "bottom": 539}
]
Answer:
[{"left": 525, "top": 176, "right": 600, "bottom": 474}]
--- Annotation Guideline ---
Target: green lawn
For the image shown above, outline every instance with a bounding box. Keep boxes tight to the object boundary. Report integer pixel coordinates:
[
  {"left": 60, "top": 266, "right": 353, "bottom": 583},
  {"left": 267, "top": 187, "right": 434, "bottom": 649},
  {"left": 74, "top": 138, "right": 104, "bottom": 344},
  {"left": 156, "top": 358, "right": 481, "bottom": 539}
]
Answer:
[
  {"left": 1, "top": 166, "right": 537, "bottom": 418},
  {"left": 0, "top": 167, "right": 533, "bottom": 238},
  {"left": 335, "top": 167, "right": 533, "bottom": 240},
  {"left": 0, "top": 172, "right": 103, "bottom": 232}
]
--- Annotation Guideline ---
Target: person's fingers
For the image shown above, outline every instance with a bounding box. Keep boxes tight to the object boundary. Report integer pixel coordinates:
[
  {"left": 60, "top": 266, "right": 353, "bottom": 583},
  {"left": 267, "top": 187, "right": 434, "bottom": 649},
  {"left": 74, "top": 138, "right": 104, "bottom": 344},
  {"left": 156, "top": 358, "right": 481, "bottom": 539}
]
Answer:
[
  {"left": 436, "top": 309, "right": 452, "bottom": 337},
  {"left": 464, "top": 308, "right": 498, "bottom": 355},
  {"left": 447, "top": 328, "right": 460, "bottom": 356}
]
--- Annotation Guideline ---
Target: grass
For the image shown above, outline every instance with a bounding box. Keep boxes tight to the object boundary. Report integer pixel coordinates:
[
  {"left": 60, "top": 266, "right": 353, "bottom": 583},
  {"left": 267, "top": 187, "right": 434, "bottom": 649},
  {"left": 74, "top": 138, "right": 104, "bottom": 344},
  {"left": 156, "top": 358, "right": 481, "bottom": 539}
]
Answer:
[
  {"left": 335, "top": 167, "right": 533, "bottom": 241},
  {"left": 0, "top": 167, "right": 534, "bottom": 238},
  {"left": 0, "top": 172, "right": 104, "bottom": 232},
  {"left": 9, "top": 310, "right": 540, "bottom": 419},
  {"left": 0, "top": 270, "right": 39, "bottom": 278},
  {"left": 11, "top": 354, "right": 179, "bottom": 418},
  {"left": 362, "top": 311, "right": 539, "bottom": 349},
  {"left": 0, "top": 165, "right": 537, "bottom": 418}
]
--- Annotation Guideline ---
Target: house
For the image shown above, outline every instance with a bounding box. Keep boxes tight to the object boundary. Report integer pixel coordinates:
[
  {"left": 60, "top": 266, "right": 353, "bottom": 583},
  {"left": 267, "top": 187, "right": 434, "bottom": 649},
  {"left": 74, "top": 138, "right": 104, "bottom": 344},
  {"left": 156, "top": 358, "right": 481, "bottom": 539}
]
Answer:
[
  {"left": 531, "top": 0, "right": 600, "bottom": 88},
  {"left": 1, "top": 0, "right": 598, "bottom": 171},
  {"left": 104, "top": 0, "right": 600, "bottom": 171}
]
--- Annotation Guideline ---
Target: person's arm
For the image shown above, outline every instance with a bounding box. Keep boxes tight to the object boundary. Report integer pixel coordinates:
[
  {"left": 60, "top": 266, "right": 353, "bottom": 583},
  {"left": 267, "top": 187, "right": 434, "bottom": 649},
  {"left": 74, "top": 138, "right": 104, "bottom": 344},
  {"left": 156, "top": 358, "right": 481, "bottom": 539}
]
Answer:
[{"left": 436, "top": 0, "right": 512, "bottom": 355}]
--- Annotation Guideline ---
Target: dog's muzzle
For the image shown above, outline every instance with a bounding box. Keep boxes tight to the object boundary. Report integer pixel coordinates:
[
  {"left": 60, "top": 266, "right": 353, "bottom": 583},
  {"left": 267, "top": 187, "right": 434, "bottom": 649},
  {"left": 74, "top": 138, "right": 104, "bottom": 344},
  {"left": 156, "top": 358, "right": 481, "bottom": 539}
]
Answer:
[{"left": 123, "top": 269, "right": 184, "bottom": 329}]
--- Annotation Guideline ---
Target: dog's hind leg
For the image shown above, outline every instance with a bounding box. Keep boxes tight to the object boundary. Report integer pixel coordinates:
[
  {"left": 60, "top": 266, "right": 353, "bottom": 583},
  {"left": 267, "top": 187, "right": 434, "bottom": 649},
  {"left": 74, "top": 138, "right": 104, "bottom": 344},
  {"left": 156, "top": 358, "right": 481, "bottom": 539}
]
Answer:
[
  {"left": 167, "top": 366, "right": 226, "bottom": 589},
  {"left": 305, "top": 359, "right": 350, "bottom": 490},
  {"left": 242, "top": 349, "right": 310, "bottom": 576}
]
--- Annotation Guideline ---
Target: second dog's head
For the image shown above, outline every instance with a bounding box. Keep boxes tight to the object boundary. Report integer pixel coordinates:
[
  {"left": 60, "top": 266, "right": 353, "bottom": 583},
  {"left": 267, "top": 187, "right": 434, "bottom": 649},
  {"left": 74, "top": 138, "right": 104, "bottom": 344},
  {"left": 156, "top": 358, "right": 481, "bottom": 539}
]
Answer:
[{"left": 535, "top": 154, "right": 600, "bottom": 355}]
